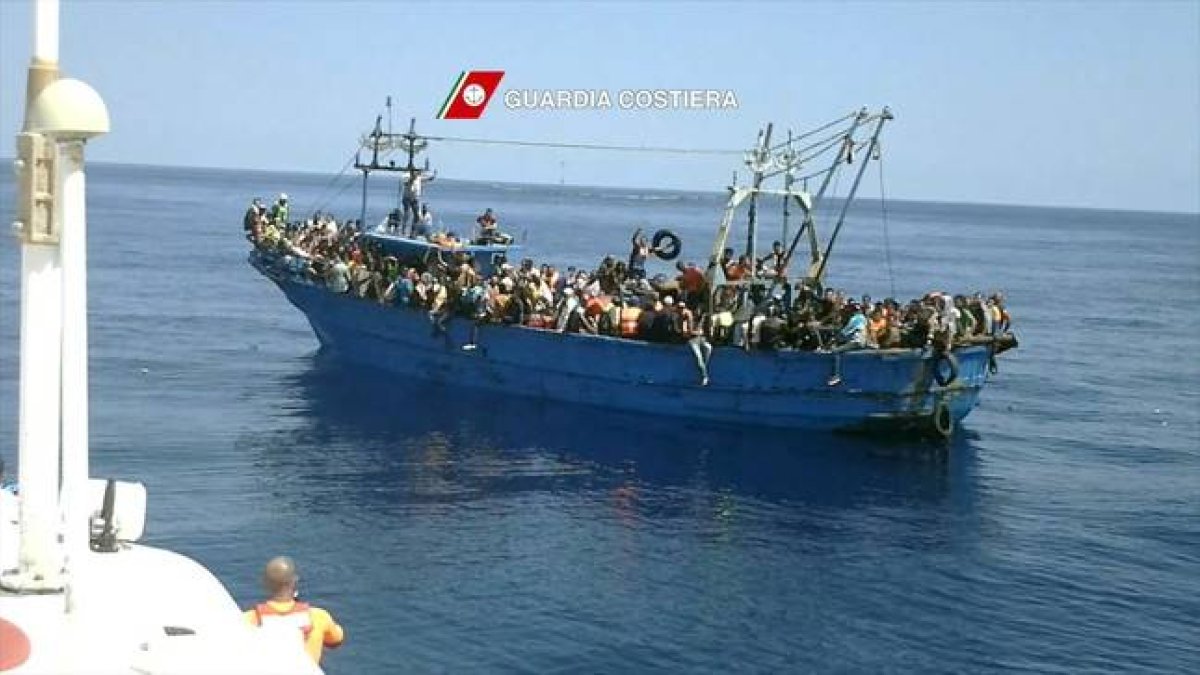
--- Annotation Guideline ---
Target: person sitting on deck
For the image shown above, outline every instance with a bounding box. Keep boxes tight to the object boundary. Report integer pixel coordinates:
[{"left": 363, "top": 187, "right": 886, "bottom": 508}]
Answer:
[
  {"left": 868, "top": 306, "right": 888, "bottom": 348},
  {"left": 415, "top": 205, "right": 433, "bottom": 238},
  {"left": 475, "top": 208, "right": 511, "bottom": 245},
  {"left": 758, "top": 305, "right": 787, "bottom": 350},
  {"left": 757, "top": 240, "right": 788, "bottom": 278},
  {"left": 634, "top": 298, "right": 658, "bottom": 340},
  {"left": 649, "top": 296, "right": 684, "bottom": 343},
  {"left": 825, "top": 300, "right": 868, "bottom": 386}
]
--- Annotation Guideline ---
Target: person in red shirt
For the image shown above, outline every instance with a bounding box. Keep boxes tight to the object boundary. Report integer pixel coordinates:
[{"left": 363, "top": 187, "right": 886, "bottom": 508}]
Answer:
[
  {"left": 675, "top": 261, "right": 707, "bottom": 308},
  {"left": 725, "top": 255, "right": 752, "bottom": 281}
]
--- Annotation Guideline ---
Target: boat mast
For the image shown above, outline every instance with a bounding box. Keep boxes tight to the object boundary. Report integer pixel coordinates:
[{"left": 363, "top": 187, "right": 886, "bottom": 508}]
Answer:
[
  {"left": 353, "top": 104, "right": 431, "bottom": 228},
  {"left": 744, "top": 123, "right": 773, "bottom": 262},
  {"left": 9, "top": 0, "right": 63, "bottom": 595},
  {"left": 781, "top": 130, "right": 793, "bottom": 246},
  {"left": 355, "top": 114, "right": 383, "bottom": 226},
  {"left": 812, "top": 107, "right": 892, "bottom": 282}
]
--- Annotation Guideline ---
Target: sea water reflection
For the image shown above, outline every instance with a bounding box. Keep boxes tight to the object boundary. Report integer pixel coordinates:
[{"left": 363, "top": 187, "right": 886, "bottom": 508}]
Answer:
[
  {"left": 254, "top": 354, "right": 975, "bottom": 511},
  {"left": 228, "top": 356, "right": 991, "bottom": 671}
]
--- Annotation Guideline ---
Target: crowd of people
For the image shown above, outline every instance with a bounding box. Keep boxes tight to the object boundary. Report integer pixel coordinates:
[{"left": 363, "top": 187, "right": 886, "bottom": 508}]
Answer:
[{"left": 245, "top": 193, "right": 1013, "bottom": 385}]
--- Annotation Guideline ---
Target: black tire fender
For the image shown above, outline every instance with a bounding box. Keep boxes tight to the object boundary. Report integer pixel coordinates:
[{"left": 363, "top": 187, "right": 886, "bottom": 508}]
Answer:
[
  {"left": 932, "top": 400, "right": 954, "bottom": 439},
  {"left": 651, "top": 229, "right": 682, "bottom": 261},
  {"left": 933, "top": 351, "right": 959, "bottom": 387}
]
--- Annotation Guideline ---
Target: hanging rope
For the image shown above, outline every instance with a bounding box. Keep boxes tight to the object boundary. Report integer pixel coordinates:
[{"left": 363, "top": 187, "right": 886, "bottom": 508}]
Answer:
[
  {"left": 304, "top": 150, "right": 365, "bottom": 218},
  {"left": 877, "top": 145, "right": 897, "bottom": 299}
]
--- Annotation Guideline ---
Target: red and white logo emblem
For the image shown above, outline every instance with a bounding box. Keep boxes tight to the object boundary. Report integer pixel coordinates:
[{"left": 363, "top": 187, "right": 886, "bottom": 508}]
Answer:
[{"left": 437, "top": 71, "right": 505, "bottom": 120}]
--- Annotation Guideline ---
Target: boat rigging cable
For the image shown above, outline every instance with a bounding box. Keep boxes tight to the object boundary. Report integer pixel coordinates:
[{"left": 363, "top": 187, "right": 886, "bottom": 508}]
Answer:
[
  {"left": 305, "top": 150, "right": 365, "bottom": 217},
  {"left": 307, "top": 109, "right": 868, "bottom": 218},
  {"left": 423, "top": 135, "right": 743, "bottom": 156},
  {"left": 878, "top": 146, "right": 897, "bottom": 299}
]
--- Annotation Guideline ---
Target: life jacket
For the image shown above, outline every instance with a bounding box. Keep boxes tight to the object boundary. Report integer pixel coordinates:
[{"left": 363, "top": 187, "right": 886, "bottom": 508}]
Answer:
[
  {"left": 253, "top": 601, "right": 313, "bottom": 639},
  {"left": 619, "top": 307, "right": 641, "bottom": 338}
]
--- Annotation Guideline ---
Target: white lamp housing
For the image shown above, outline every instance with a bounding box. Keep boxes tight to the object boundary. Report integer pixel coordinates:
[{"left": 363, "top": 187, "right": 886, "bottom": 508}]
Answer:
[{"left": 26, "top": 78, "right": 110, "bottom": 140}]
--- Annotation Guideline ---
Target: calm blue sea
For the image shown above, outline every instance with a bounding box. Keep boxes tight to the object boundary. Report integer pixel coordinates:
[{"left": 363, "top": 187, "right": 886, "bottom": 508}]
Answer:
[{"left": 1, "top": 163, "right": 1198, "bottom": 673}]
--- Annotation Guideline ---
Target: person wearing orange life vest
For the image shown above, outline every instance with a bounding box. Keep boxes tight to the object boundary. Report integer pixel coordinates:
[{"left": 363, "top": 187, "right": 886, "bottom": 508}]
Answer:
[{"left": 244, "top": 556, "right": 345, "bottom": 665}]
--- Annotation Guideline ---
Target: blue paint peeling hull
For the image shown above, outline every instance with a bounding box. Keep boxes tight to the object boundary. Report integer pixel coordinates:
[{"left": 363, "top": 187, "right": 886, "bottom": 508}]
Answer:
[{"left": 255, "top": 256, "right": 995, "bottom": 435}]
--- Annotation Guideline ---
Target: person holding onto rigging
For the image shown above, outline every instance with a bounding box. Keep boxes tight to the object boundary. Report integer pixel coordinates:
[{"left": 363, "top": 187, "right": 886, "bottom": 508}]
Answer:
[{"left": 402, "top": 167, "right": 435, "bottom": 232}]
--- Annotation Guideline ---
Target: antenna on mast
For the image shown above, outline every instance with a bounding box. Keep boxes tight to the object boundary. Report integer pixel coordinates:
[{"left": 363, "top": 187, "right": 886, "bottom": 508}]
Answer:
[
  {"left": 744, "top": 122, "right": 773, "bottom": 261},
  {"left": 782, "top": 129, "right": 795, "bottom": 245},
  {"left": 405, "top": 117, "right": 418, "bottom": 172}
]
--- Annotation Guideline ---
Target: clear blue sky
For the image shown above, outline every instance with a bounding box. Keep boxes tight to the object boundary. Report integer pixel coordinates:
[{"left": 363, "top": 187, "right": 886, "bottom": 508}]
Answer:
[{"left": 1, "top": 0, "right": 1197, "bottom": 212}]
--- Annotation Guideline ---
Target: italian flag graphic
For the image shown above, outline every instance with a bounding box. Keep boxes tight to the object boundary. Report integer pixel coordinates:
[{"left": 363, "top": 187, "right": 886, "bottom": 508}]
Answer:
[{"left": 437, "top": 70, "right": 506, "bottom": 120}]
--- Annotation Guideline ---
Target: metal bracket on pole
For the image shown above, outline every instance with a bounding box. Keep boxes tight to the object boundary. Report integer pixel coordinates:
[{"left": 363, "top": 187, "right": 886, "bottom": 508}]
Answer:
[{"left": 14, "top": 131, "right": 58, "bottom": 244}]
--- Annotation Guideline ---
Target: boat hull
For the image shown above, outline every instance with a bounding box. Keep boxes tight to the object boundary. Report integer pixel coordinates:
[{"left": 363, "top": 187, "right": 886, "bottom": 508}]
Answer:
[{"left": 257, "top": 258, "right": 993, "bottom": 435}]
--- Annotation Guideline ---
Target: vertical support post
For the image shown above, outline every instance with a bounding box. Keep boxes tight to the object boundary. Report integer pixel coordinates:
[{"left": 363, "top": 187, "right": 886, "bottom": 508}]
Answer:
[
  {"left": 58, "top": 139, "right": 89, "bottom": 611},
  {"left": 744, "top": 123, "right": 772, "bottom": 262},
  {"left": 782, "top": 132, "right": 794, "bottom": 246},
  {"left": 11, "top": 162, "right": 64, "bottom": 593},
  {"left": 2, "top": 0, "right": 65, "bottom": 594},
  {"left": 359, "top": 167, "right": 369, "bottom": 228}
]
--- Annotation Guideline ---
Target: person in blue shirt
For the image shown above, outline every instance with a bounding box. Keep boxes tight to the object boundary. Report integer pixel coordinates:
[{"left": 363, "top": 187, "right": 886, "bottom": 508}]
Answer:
[
  {"left": 826, "top": 300, "right": 868, "bottom": 386},
  {"left": 837, "top": 301, "right": 869, "bottom": 348}
]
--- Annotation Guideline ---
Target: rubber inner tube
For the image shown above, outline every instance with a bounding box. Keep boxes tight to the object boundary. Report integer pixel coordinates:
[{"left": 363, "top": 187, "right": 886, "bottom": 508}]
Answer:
[
  {"left": 651, "top": 229, "right": 682, "bottom": 261},
  {"left": 932, "top": 400, "right": 954, "bottom": 439},
  {"left": 933, "top": 351, "right": 959, "bottom": 387}
]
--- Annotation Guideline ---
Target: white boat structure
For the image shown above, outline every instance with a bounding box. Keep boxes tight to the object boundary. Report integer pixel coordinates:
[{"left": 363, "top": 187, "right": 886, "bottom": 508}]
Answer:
[{"left": 0, "top": 2, "right": 320, "bottom": 672}]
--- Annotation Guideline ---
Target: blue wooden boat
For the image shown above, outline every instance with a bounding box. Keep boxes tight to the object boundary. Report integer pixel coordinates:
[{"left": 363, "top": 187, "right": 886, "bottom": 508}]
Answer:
[{"left": 249, "top": 109, "right": 1015, "bottom": 439}]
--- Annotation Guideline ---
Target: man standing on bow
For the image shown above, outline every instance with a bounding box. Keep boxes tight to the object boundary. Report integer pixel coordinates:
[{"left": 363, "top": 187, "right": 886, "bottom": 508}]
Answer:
[{"left": 402, "top": 166, "right": 436, "bottom": 232}]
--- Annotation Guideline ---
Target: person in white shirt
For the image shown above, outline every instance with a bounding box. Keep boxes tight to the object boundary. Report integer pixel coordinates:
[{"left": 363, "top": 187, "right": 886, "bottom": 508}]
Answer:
[{"left": 402, "top": 168, "right": 436, "bottom": 231}]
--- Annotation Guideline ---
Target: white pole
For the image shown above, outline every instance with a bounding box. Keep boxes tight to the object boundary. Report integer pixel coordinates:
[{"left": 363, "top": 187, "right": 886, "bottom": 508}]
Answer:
[
  {"left": 2, "top": 0, "right": 65, "bottom": 594},
  {"left": 33, "top": 0, "right": 59, "bottom": 64},
  {"left": 14, "top": 237, "right": 64, "bottom": 592},
  {"left": 59, "top": 140, "right": 88, "bottom": 611}
]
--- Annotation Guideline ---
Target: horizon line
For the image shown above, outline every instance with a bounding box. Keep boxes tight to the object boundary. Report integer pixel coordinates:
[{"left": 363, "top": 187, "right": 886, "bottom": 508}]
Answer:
[{"left": 5, "top": 157, "right": 1196, "bottom": 218}]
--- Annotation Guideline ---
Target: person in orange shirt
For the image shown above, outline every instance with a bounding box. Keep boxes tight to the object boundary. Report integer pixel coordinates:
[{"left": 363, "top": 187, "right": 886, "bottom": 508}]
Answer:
[
  {"left": 867, "top": 306, "right": 888, "bottom": 348},
  {"left": 244, "top": 556, "right": 345, "bottom": 665}
]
